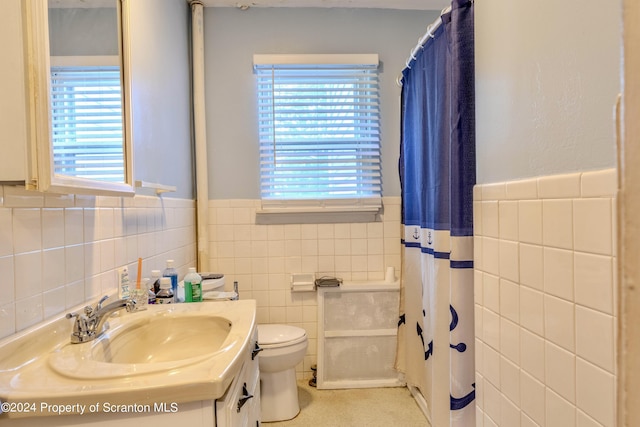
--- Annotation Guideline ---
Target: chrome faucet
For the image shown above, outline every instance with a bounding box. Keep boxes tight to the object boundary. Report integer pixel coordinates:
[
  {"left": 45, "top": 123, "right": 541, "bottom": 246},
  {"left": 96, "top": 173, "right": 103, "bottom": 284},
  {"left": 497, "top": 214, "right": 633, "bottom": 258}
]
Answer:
[{"left": 66, "top": 296, "right": 136, "bottom": 344}]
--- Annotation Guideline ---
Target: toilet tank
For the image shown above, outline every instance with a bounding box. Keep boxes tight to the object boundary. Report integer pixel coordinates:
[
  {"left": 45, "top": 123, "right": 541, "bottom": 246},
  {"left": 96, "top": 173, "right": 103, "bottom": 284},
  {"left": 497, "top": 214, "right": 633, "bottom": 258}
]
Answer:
[{"left": 201, "top": 274, "right": 225, "bottom": 291}]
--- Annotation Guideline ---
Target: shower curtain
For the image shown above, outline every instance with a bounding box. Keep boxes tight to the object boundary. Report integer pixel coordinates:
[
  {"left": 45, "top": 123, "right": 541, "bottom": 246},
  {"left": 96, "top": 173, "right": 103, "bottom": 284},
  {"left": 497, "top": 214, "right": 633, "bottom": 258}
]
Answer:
[{"left": 395, "top": 1, "right": 475, "bottom": 426}]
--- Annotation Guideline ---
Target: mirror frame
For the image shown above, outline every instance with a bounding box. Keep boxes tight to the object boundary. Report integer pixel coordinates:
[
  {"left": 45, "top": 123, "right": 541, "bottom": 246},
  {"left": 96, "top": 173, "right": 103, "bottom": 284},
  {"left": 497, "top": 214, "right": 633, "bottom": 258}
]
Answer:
[{"left": 22, "top": 0, "right": 134, "bottom": 196}]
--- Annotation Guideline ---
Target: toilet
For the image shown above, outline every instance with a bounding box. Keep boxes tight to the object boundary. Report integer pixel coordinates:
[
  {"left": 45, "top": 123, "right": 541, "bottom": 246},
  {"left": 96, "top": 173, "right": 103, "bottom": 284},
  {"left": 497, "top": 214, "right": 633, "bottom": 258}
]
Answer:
[{"left": 257, "top": 324, "right": 308, "bottom": 422}]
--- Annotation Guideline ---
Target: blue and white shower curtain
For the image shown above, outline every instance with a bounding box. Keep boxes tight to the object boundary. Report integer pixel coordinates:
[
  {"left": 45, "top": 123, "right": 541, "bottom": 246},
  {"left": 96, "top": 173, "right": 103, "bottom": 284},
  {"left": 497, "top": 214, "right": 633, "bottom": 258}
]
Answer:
[{"left": 395, "top": 1, "right": 476, "bottom": 426}]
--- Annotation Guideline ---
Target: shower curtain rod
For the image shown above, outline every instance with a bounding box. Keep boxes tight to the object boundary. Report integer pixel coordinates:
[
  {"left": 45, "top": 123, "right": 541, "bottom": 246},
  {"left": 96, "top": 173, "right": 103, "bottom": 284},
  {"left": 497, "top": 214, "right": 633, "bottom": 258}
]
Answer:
[{"left": 396, "top": 5, "right": 452, "bottom": 87}]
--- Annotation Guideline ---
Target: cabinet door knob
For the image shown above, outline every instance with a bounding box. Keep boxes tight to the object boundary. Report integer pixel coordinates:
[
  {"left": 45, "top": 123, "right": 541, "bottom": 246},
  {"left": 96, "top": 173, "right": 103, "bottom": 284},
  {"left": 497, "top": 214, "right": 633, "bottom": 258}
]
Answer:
[{"left": 237, "top": 383, "right": 254, "bottom": 412}]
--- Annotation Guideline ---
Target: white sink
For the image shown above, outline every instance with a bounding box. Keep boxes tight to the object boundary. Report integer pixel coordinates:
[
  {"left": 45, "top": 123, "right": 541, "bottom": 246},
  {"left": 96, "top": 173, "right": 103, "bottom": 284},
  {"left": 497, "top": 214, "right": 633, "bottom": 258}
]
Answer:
[
  {"left": 91, "top": 314, "right": 231, "bottom": 364},
  {"left": 0, "top": 299, "right": 256, "bottom": 418}
]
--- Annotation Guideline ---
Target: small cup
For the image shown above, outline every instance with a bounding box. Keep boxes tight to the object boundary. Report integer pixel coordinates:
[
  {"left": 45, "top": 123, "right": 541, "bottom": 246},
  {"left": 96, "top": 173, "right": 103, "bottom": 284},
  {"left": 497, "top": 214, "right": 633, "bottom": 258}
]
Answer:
[{"left": 130, "top": 285, "right": 149, "bottom": 311}]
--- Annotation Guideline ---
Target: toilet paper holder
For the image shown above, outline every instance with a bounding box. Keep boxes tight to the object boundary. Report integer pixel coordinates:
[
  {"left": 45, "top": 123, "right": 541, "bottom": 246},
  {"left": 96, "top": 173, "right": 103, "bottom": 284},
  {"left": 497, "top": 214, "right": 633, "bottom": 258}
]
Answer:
[{"left": 290, "top": 273, "right": 316, "bottom": 292}]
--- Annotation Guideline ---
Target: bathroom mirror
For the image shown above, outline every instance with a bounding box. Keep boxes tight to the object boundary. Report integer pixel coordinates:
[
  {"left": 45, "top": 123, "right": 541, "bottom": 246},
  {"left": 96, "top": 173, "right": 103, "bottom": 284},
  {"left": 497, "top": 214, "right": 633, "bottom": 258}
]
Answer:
[{"left": 23, "top": 0, "right": 133, "bottom": 195}]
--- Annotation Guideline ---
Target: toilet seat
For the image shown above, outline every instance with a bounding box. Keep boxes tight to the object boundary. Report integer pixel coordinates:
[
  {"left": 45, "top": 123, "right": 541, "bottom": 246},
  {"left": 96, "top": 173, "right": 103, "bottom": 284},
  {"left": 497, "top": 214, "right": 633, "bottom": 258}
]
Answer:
[{"left": 258, "top": 324, "right": 307, "bottom": 348}]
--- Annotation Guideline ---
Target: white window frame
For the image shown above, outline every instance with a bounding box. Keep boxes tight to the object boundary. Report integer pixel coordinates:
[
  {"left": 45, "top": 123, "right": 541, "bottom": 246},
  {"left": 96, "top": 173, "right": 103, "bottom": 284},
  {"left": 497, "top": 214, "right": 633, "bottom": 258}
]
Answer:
[{"left": 253, "top": 54, "right": 382, "bottom": 222}]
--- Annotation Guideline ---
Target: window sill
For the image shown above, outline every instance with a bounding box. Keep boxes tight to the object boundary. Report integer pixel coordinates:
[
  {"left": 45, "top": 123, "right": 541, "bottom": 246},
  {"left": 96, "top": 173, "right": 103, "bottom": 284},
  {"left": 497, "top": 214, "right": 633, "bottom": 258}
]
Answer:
[{"left": 255, "top": 207, "right": 381, "bottom": 224}]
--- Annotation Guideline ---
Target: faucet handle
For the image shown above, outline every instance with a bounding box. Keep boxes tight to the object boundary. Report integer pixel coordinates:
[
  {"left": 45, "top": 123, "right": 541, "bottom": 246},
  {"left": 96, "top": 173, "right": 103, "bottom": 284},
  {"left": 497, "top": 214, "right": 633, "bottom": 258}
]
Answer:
[
  {"left": 65, "top": 312, "right": 92, "bottom": 343},
  {"left": 95, "top": 295, "right": 110, "bottom": 310},
  {"left": 84, "top": 295, "right": 110, "bottom": 317}
]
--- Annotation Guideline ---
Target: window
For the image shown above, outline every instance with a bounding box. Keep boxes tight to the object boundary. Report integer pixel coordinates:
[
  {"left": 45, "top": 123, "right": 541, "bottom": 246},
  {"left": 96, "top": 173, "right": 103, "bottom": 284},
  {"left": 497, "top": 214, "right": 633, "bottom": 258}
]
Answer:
[
  {"left": 254, "top": 54, "right": 381, "bottom": 213},
  {"left": 50, "top": 65, "right": 125, "bottom": 183}
]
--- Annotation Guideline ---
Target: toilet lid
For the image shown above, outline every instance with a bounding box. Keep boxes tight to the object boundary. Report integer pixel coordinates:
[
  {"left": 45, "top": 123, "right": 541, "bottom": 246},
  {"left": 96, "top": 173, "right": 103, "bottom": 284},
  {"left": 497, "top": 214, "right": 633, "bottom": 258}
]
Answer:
[{"left": 258, "top": 324, "right": 307, "bottom": 346}]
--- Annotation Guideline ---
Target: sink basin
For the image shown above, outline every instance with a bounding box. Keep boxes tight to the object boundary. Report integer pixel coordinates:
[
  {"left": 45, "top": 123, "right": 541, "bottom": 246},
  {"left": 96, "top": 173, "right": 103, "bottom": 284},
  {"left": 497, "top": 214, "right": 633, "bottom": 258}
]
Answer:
[
  {"left": 48, "top": 306, "right": 241, "bottom": 379},
  {"left": 0, "top": 298, "right": 256, "bottom": 417},
  {"left": 89, "top": 315, "right": 231, "bottom": 364}
]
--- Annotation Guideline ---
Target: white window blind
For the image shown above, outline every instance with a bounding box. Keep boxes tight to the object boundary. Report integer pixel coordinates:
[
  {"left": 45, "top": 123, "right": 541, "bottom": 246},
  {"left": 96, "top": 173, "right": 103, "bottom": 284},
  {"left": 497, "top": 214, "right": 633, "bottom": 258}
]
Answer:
[
  {"left": 254, "top": 54, "right": 382, "bottom": 211},
  {"left": 50, "top": 65, "right": 124, "bottom": 183}
]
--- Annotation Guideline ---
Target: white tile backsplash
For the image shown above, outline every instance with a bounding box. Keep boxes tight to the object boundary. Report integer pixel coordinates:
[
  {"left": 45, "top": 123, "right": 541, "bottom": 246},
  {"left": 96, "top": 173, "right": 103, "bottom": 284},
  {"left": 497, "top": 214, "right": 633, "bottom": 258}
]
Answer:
[
  {"left": 42, "top": 208, "right": 65, "bottom": 249},
  {"left": 576, "top": 306, "right": 615, "bottom": 372},
  {"left": 518, "top": 200, "right": 543, "bottom": 245},
  {"left": 14, "top": 251, "right": 42, "bottom": 300},
  {"left": 577, "top": 410, "right": 604, "bottom": 427},
  {"left": 0, "top": 188, "right": 196, "bottom": 340},
  {"left": 545, "top": 340, "right": 576, "bottom": 402},
  {"left": 13, "top": 208, "right": 42, "bottom": 253},
  {"left": 521, "top": 412, "right": 540, "bottom": 427},
  {"left": 546, "top": 388, "right": 577, "bottom": 427},
  {"left": 520, "top": 243, "right": 544, "bottom": 291},
  {"left": 501, "top": 393, "right": 521, "bottom": 427},
  {"left": 483, "top": 273, "right": 500, "bottom": 314},
  {"left": 4, "top": 186, "right": 44, "bottom": 208},
  {"left": 0, "top": 209, "right": 13, "bottom": 257},
  {"left": 42, "top": 248, "right": 65, "bottom": 292},
  {"left": 537, "top": 172, "right": 581, "bottom": 199},
  {"left": 542, "top": 199, "right": 573, "bottom": 249},
  {"left": 15, "top": 293, "right": 43, "bottom": 331},
  {"left": 0, "top": 256, "right": 15, "bottom": 305},
  {"left": 520, "top": 286, "right": 544, "bottom": 335},
  {"left": 573, "top": 198, "right": 613, "bottom": 256},
  {"left": 207, "top": 196, "right": 402, "bottom": 379},
  {"left": 482, "top": 201, "right": 500, "bottom": 238},
  {"left": 475, "top": 168, "right": 617, "bottom": 427},
  {"left": 485, "top": 377, "right": 502, "bottom": 422},
  {"left": 506, "top": 178, "right": 538, "bottom": 200},
  {"left": 574, "top": 252, "right": 614, "bottom": 314},
  {"left": 498, "top": 201, "right": 519, "bottom": 241},
  {"left": 544, "top": 295, "right": 575, "bottom": 352},
  {"left": 581, "top": 169, "right": 617, "bottom": 198},
  {"left": 499, "top": 279, "right": 520, "bottom": 323},
  {"left": 500, "top": 317, "right": 520, "bottom": 363},
  {"left": 521, "top": 370, "right": 546, "bottom": 425},
  {"left": 543, "top": 247, "right": 574, "bottom": 301},
  {"left": 483, "top": 237, "right": 501, "bottom": 276},
  {"left": 484, "top": 307, "right": 501, "bottom": 350},
  {"left": 482, "top": 182, "right": 507, "bottom": 201},
  {"left": 576, "top": 358, "right": 616, "bottom": 427},
  {"left": 520, "top": 328, "right": 546, "bottom": 381},
  {"left": 499, "top": 240, "right": 520, "bottom": 282},
  {"left": 500, "top": 356, "right": 521, "bottom": 405}
]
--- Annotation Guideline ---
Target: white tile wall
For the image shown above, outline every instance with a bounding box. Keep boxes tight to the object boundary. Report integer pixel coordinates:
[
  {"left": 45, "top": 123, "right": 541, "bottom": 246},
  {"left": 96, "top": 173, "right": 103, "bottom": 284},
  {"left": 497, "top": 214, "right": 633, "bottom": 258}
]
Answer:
[
  {"left": 207, "top": 197, "right": 402, "bottom": 379},
  {"left": 0, "top": 185, "right": 197, "bottom": 339},
  {"left": 475, "top": 168, "right": 617, "bottom": 427}
]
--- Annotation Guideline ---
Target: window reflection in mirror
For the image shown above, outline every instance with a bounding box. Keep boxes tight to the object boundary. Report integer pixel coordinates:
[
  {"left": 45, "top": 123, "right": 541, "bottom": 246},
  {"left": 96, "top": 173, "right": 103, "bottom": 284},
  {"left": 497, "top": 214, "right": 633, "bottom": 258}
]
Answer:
[{"left": 47, "top": 0, "right": 126, "bottom": 184}]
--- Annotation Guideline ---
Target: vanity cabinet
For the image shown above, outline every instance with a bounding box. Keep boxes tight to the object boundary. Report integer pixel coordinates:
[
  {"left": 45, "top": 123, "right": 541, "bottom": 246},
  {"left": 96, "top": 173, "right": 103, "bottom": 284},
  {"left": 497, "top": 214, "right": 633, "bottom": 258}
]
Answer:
[
  {"left": 215, "top": 331, "right": 261, "bottom": 427},
  {"left": 0, "top": 301, "right": 261, "bottom": 427}
]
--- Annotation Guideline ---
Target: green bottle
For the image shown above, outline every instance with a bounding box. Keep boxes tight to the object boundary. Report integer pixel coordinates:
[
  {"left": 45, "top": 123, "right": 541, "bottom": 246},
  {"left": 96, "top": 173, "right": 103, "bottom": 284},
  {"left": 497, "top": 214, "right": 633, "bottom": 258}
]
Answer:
[{"left": 184, "top": 267, "right": 202, "bottom": 302}]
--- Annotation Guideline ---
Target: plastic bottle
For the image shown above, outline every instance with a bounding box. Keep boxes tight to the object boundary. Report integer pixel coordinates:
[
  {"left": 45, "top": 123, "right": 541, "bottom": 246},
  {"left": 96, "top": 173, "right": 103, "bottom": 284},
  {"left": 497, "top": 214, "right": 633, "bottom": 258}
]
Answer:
[
  {"left": 147, "top": 278, "right": 156, "bottom": 304},
  {"left": 184, "top": 267, "right": 202, "bottom": 303},
  {"left": 156, "top": 277, "right": 174, "bottom": 304},
  {"left": 162, "top": 260, "right": 179, "bottom": 303},
  {"left": 150, "top": 269, "right": 162, "bottom": 294}
]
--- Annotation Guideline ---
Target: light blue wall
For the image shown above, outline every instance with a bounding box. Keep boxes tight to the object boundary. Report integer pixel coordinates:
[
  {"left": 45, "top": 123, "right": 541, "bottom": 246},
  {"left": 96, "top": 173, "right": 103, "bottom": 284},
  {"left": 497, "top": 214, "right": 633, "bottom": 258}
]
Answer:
[
  {"left": 204, "top": 7, "right": 438, "bottom": 199},
  {"left": 475, "top": 0, "right": 620, "bottom": 184},
  {"left": 128, "top": 0, "right": 193, "bottom": 198}
]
